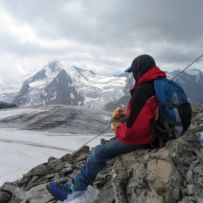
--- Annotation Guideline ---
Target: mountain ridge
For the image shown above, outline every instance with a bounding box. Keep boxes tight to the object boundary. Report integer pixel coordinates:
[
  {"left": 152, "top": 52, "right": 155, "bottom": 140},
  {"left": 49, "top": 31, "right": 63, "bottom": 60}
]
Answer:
[
  {"left": 1, "top": 61, "right": 202, "bottom": 109},
  {"left": 13, "top": 61, "right": 128, "bottom": 109}
]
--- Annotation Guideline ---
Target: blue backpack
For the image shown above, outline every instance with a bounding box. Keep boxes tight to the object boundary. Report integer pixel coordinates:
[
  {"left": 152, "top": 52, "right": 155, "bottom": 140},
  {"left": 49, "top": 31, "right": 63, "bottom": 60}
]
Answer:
[{"left": 151, "top": 78, "right": 192, "bottom": 144}]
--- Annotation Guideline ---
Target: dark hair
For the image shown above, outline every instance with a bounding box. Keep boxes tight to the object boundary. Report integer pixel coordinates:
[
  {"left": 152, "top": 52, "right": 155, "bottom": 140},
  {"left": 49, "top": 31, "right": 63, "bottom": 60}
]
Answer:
[{"left": 131, "top": 55, "right": 156, "bottom": 80}]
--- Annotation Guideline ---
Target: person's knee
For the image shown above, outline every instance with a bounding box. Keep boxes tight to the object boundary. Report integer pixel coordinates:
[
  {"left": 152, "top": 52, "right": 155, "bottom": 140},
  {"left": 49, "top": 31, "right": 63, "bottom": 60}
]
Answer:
[{"left": 92, "top": 144, "right": 106, "bottom": 159}]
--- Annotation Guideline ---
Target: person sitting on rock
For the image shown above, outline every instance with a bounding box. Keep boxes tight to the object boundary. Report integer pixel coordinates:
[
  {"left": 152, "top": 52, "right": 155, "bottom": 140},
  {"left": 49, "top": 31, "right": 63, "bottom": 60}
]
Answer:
[{"left": 46, "top": 54, "right": 167, "bottom": 201}]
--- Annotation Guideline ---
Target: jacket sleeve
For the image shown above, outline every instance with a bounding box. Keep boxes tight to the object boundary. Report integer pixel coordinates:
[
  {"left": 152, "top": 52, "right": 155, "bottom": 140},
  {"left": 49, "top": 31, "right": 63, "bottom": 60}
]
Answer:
[{"left": 116, "top": 82, "right": 155, "bottom": 137}]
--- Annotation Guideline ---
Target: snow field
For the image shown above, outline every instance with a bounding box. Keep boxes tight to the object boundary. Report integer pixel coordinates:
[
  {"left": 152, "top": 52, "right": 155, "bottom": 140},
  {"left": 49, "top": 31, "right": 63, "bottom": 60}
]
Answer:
[{"left": 0, "top": 127, "right": 113, "bottom": 186}]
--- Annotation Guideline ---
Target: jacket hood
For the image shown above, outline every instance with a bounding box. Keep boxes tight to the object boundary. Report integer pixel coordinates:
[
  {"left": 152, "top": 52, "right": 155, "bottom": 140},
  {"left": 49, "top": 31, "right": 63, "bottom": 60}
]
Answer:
[
  {"left": 130, "top": 66, "right": 166, "bottom": 93},
  {"left": 131, "top": 55, "right": 156, "bottom": 80}
]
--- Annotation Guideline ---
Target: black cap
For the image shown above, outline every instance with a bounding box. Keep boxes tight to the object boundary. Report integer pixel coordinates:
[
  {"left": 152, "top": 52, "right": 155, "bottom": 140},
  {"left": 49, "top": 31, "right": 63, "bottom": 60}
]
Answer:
[{"left": 125, "top": 54, "right": 156, "bottom": 80}]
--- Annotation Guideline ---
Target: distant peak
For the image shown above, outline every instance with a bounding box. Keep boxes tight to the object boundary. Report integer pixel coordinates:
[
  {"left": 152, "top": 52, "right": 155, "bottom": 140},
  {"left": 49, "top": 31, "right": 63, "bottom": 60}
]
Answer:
[
  {"left": 47, "top": 60, "right": 62, "bottom": 72},
  {"left": 71, "top": 66, "right": 96, "bottom": 76}
]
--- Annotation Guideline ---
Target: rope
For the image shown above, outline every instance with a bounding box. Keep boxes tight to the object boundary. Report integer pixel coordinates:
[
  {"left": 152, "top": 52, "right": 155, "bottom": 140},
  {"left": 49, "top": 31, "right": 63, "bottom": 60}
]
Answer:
[
  {"left": 75, "top": 54, "right": 203, "bottom": 149},
  {"left": 79, "top": 126, "right": 110, "bottom": 149},
  {"left": 172, "top": 54, "right": 203, "bottom": 80}
]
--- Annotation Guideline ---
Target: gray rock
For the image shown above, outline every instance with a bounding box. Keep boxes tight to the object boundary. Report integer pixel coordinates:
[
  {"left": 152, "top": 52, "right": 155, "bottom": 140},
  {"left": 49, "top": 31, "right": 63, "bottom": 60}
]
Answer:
[
  {"left": 178, "top": 196, "right": 195, "bottom": 203},
  {"left": 48, "top": 156, "right": 56, "bottom": 162},
  {"left": 76, "top": 154, "right": 88, "bottom": 162},
  {"left": 45, "top": 174, "right": 55, "bottom": 180},
  {"left": 26, "top": 164, "right": 48, "bottom": 177},
  {"left": 193, "top": 166, "right": 202, "bottom": 174},
  {"left": 94, "top": 182, "right": 115, "bottom": 203},
  {"left": 186, "top": 169, "right": 193, "bottom": 183},
  {"left": 187, "top": 184, "right": 195, "bottom": 195},
  {"left": 54, "top": 173, "right": 60, "bottom": 182},
  {"left": 47, "top": 158, "right": 63, "bottom": 172},
  {"left": 61, "top": 167, "right": 73, "bottom": 175},
  {"left": 0, "top": 190, "right": 11, "bottom": 202},
  {"left": 197, "top": 197, "right": 203, "bottom": 203},
  {"left": 61, "top": 153, "right": 72, "bottom": 162},
  {"left": 197, "top": 177, "right": 203, "bottom": 187},
  {"left": 71, "top": 146, "right": 90, "bottom": 160}
]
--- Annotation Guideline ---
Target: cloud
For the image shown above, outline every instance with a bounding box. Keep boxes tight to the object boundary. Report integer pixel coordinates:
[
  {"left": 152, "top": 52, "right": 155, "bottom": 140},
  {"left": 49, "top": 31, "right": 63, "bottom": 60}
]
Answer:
[{"left": 0, "top": 0, "right": 203, "bottom": 83}]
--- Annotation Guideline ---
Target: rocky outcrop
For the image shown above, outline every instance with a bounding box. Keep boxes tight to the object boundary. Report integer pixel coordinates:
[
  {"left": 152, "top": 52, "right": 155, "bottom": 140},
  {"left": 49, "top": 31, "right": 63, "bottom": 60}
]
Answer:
[{"left": 0, "top": 107, "right": 203, "bottom": 203}]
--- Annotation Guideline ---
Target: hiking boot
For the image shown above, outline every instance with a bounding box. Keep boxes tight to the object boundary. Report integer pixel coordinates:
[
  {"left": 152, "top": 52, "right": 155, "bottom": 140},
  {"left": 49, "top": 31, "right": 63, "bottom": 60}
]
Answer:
[{"left": 46, "top": 181, "right": 86, "bottom": 201}]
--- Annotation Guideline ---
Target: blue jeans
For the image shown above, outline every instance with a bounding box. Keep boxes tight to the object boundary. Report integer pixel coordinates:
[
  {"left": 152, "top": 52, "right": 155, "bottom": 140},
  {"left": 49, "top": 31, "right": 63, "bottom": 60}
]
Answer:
[{"left": 74, "top": 139, "right": 141, "bottom": 189}]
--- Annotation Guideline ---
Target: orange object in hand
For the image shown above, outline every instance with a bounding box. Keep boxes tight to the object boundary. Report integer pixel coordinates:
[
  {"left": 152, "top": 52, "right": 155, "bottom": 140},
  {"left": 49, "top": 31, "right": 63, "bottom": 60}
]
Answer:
[
  {"left": 111, "top": 107, "right": 127, "bottom": 132},
  {"left": 112, "top": 107, "right": 126, "bottom": 120},
  {"left": 111, "top": 121, "right": 122, "bottom": 132}
]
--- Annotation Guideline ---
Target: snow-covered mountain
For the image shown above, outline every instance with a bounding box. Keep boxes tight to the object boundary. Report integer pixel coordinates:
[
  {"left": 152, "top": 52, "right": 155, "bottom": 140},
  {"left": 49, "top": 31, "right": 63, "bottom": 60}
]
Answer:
[
  {"left": 62, "top": 64, "right": 129, "bottom": 109},
  {"left": 3, "top": 61, "right": 203, "bottom": 109},
  {"left": 167, "top": 69, "right": 203, "bottom": 105},
  {"left": 13, "top": 61, "right": 129, "bottom": 109},
  {"left": 13, "top": 61, "right": 83, "bottom": 107}
]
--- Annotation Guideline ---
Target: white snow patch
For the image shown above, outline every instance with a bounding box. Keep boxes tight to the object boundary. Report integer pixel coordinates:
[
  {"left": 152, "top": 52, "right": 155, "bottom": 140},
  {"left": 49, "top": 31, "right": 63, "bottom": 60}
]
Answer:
[
  {"left": 0, "top": 127, "right": 114, "bottom": 186},
  {"left": 64, "top": 186, "right": 99, "bottom": 203},
  {"left": 0, "top": 141, "right": 64, "bottom": 186},
  {"left": 42, "top": 99, "right": 46, "bottom": 105},
  {"left": 70, "top": 93, "right": 75, "bottom": 99},
  {"left": 102, "top": 115, "right": 111, "bottom": 121},
  {"left": 29, "top": 80, "right": 46, "bottom": 88},
  {"left": 84, "top": 96, "right": 98, "bottom": 104},
  {"left": 50, "top": 91, "right": 57, "bottom": 101}
]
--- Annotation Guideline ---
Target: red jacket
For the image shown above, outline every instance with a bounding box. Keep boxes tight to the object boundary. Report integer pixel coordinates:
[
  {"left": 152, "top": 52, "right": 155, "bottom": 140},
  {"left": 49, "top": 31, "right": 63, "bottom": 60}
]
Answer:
[{"left": 116, "top": 66, "right": 166, "bottom": 145}]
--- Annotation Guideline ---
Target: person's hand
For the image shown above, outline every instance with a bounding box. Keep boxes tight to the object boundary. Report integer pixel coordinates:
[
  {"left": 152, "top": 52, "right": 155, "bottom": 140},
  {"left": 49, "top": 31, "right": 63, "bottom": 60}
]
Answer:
[
  {"left": 112, "top": 107, "right": 126, "bottom": 120},
  {"left": 111, "top": 107, "right": 127, "bottom": 132},
  {"left": 111, "top": 120, "right": 122, "bottom": 132}
]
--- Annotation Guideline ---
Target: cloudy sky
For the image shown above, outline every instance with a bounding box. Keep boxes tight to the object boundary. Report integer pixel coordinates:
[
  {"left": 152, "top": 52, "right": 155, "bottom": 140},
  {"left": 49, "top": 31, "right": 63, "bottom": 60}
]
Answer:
[{"left": 0, "top": 0, "right": 203, "bottom": 83}]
